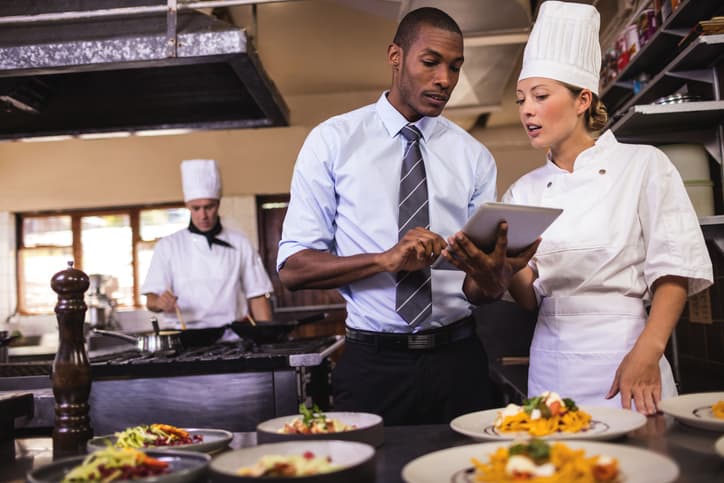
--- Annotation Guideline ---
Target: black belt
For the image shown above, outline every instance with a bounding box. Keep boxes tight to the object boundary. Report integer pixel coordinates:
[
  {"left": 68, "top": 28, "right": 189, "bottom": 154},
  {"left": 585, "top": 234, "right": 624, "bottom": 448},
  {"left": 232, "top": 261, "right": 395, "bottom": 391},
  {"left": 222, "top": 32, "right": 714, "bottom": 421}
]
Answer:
[{"left": 345, "top": 316, "right": 475, "bottom": 350}]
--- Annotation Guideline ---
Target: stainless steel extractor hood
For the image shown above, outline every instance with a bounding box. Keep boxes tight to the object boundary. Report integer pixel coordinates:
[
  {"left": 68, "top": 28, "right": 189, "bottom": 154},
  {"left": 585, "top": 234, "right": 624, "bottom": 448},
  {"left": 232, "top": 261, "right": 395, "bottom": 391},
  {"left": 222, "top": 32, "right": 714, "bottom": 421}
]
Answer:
[{"left": 0, "top": 0, "right": 289, "bottom": 140}]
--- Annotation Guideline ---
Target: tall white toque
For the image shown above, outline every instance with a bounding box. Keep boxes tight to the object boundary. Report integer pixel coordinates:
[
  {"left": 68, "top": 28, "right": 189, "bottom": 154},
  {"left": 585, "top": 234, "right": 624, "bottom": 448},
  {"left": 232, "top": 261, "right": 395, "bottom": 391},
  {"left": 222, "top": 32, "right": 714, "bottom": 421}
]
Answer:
[
  {"left": 181, "top": 159, "right": 222, "bottom": 202},
  {"left": 518, "top": 0, "right": 602, "bottom": 95}
]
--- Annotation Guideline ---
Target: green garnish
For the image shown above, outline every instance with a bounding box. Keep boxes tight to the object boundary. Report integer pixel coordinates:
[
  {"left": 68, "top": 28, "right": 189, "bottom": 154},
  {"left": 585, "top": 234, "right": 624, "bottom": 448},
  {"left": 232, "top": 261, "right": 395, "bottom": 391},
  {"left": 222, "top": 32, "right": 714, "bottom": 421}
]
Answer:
[
  {"left": 298, "top": 403, "right": 326, "bottom": 427},
  {"left": 563, "top": 398, "right": 577, "bottom": 411},
  {"left": 509, "top": 439, "right": 551, "bottom": 465},
  {"left": 508, "top": 443, "right": 528, "bottom": 456},
  {"left": 526, "top": 439, "right": 551, "bottom": 464},
  {"left": 522, "top": 396, "right": 543, "bottom": 414}
]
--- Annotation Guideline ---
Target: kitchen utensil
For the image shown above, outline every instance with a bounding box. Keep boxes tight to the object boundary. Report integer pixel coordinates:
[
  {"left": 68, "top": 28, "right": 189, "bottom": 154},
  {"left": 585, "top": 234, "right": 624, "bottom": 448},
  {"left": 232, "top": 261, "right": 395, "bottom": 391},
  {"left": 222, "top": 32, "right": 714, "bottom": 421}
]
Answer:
[
  {"left": 654, "top": 93, "right": 702, "bottom": 104},
  {"left": 229, "top": 313, "right": 326, "bottom": 344},
  {"left": 175, "top": 305, "right": 187, "bottom": 330},
  {"left": 93, "top": 318, "right": 183, "bottom": 355},
  {"left": 167, "top": 289, "right": 187, "bottom": 330},
  {"left": 0, "top": 332, "right": 20, "bottom": 347},
  {"left": 246, "top": 313, "right": 257, "bottom": 326},
  {"left": 178, "top": 326, "right": 227, "bottom": 347}
]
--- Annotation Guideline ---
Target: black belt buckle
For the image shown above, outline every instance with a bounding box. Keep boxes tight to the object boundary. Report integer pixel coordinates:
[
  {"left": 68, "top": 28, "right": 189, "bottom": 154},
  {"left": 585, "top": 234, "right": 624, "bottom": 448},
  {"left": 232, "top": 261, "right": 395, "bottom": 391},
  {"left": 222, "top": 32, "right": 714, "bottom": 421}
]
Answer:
[{"left": 406, "top": 333, "right": 437, "bottom": 350}]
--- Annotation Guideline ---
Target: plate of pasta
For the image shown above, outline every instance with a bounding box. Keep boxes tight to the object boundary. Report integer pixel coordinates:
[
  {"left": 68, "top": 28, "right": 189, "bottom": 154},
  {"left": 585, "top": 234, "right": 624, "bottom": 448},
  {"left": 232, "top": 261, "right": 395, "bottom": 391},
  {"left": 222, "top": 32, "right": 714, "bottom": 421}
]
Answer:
[
  {"left": 658, "top": 392, "right": 724, "bottom": 431},
  {"left": 450, "top": 392, "right": 646, "bottom": 441},
  {"left": 401, "top": 439, "right": 679, "bottom": 483},
  {"left": 256, "top": 404, "right": 384, "bottom": 447},
  {"left": 209, "top": 440, "right": 376, "bottom": 482}
]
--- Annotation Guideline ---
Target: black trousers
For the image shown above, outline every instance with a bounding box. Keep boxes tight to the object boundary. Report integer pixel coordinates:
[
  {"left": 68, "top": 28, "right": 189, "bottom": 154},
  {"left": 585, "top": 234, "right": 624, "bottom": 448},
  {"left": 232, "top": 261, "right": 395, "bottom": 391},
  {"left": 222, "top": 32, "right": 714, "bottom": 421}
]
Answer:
[{"left": 332, "top": 336, "right": 493, "bottom": 425}]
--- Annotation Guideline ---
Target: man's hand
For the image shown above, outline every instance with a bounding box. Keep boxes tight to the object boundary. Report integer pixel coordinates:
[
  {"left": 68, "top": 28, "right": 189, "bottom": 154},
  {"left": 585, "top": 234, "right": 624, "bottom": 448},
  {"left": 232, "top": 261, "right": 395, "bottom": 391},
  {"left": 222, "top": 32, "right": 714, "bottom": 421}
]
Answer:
[
  {"left": 443, "top": 222, "right": 539, "bottom": 300},
  {"left": 378, "top": 227, "right": 447, "bottom": 272},
  {"left": 148, "top": 290, "right": 178, "bottom": 313}
]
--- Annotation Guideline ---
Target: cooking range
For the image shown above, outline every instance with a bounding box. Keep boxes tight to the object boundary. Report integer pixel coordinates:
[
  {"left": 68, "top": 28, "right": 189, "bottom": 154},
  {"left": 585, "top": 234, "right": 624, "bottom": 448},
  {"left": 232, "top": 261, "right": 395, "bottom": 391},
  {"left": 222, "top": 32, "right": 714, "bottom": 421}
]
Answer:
[{"left": 0, "top": 335, "right": 343, "bottom": 434}]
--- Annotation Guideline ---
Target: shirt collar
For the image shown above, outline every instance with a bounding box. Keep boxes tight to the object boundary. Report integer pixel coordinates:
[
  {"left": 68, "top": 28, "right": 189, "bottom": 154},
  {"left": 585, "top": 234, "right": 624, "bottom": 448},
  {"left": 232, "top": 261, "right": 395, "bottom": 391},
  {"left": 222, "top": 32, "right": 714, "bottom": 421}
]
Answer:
[
  {"left": 544, "top": 130, "right": 617, "bottom": 172},
  {"left": 375, "top": 91, "right": 436, "bottom": 141}
]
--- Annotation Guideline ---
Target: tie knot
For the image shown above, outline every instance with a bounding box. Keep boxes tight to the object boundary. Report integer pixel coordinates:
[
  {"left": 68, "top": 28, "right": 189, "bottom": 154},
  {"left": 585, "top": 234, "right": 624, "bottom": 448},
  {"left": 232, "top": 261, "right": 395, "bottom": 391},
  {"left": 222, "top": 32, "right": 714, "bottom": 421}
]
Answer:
[{"left": 400, "top": 124, "right": 421, "bottom": 143}]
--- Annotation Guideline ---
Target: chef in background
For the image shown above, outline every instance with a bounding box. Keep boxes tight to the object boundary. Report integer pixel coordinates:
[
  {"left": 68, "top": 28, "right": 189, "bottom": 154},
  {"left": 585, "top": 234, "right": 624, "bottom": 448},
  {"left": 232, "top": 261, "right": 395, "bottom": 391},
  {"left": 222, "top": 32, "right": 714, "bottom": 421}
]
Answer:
[{"left": 142, "top": 159, "right": 273, "bottom": 331}]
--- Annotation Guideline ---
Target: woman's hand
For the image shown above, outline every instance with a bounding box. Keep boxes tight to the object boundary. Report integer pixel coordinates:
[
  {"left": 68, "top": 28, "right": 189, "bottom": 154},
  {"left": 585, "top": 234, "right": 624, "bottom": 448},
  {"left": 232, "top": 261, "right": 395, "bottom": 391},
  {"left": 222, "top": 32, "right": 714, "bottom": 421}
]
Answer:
[{"left": 606, "top": 344, "right": 662, "bottom": 415}]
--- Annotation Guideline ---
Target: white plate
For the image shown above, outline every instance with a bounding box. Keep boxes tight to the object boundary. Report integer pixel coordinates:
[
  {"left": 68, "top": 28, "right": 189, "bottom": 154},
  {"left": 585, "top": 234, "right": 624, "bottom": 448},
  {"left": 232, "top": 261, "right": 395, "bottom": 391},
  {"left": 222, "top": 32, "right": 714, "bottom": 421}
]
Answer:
[
  {"left": 87, "top": 428, "right": 233, "bottom": 454},
  {"left": 450, "top": 406, "right": 646, "bottom": 440},
  {"left": 27, "top": 449, "right": 210, "bottom": 483},
  {"left": 401, "top": 441, "right": 679, "bottom": 483},
  {"left": 256, "top": 412, "right": 384, "bottom": 447},
  {"left": 209, "top": 440, "right": 376, "bottom": 482},
  {"left": 715, "top": 435, "right": 724, "bottom": 458},
  {"left": 658, "top": 392, "right": 724, "bottom": 431}
]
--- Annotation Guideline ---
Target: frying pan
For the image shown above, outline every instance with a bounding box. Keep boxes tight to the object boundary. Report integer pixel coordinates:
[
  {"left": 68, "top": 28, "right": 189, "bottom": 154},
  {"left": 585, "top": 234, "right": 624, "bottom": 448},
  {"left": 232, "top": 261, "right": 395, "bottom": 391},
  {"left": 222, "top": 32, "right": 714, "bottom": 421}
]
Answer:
[
  {"left": 93, "top": 319, "right": 182, "bottom": 355},
  {"left": 229, "top": 313, "right": 326, "bottom": 344}
]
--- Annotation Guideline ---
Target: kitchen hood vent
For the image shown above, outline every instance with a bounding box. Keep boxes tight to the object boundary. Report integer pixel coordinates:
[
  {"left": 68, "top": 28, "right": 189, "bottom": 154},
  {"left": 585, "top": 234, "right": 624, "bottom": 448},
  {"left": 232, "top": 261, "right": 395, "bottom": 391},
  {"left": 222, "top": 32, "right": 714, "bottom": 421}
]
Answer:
[{"left": 0, "top": 1, "right": 289, "bottom": 140}]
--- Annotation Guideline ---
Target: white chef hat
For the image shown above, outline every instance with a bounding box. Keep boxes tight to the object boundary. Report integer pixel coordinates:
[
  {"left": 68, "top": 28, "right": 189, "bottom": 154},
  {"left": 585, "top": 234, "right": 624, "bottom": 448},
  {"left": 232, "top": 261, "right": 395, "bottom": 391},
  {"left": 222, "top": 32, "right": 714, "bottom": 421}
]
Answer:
[
  {"left": 518, "top": 0, "right": 602, "bottom": 95},
  {"left": 180, "top": 159, "right": 222, "bottom": 202}
]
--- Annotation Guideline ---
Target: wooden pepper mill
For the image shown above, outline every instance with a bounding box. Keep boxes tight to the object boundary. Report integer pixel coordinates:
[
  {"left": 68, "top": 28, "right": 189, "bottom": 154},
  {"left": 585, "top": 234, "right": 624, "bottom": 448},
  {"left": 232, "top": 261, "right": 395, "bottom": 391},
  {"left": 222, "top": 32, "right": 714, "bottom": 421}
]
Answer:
[{"left": 51, "top": 261, "right": 93, "bottom": 459}]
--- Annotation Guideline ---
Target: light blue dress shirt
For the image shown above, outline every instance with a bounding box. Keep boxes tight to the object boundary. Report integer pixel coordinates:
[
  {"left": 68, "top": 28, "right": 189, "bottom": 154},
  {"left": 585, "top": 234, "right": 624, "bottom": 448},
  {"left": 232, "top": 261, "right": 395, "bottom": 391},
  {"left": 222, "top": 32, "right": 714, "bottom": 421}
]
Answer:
[{"left": 278, "top": 92, "right": 497, "bottom": 333}]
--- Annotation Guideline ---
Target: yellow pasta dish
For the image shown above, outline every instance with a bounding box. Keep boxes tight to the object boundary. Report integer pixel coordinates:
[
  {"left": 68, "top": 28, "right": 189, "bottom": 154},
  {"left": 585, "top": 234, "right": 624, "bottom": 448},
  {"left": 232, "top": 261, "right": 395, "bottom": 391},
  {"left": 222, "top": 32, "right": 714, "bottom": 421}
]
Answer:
[
  {"left": 494, "top": 392, "right": 592, "bottom": 437},
  {"left": 712, "top": 400, "right": 724, "bottom": 419},
  {"left": 473, "top": 439, "right": 620, "bottom": 482},
  {"left": 236, "top": 451, "right": 338, "bottom": 477}
]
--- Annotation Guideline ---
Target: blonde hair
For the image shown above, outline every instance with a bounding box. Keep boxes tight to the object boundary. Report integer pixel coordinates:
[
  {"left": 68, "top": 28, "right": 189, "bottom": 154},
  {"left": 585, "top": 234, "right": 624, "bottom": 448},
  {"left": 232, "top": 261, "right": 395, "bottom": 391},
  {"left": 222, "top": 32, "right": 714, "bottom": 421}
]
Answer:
[{"left": 564, "top": 83, "right": 608, "bottom": 132}]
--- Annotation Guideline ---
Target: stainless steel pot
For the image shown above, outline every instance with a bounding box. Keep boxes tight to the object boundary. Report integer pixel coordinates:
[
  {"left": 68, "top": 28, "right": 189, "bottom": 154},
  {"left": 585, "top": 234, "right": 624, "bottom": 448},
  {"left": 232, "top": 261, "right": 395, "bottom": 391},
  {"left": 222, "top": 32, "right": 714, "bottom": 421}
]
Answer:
[{"left": 93, "top": 319, "right": 182, "bottom": 355}]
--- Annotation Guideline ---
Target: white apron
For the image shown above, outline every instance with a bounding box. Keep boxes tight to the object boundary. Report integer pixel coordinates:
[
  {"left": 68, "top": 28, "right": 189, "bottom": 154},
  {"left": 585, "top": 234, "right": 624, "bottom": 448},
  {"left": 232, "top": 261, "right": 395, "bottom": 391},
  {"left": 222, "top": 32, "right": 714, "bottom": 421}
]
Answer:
[
  {"left": 529, "top": 294, "right": 677, "bottom": 407},
  {"left": 503, "top": 132, "right": 711, "bottom": 406}
]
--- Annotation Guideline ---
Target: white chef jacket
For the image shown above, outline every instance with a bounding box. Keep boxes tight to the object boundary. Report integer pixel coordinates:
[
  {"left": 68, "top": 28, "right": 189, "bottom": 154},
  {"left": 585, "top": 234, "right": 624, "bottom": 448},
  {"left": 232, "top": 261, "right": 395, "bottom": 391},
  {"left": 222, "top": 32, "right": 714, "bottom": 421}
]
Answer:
[
  {"left": 503, "top": 130, "right": 713, "bottom": 405},
  {"left": 141, "top": 225, "right": 273, "bottom": 329}
]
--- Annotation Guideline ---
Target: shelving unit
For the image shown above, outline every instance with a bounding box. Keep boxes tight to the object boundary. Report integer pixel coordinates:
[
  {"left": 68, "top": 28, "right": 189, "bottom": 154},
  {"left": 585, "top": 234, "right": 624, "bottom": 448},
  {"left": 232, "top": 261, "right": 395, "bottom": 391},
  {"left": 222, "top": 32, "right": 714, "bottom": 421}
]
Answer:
[
  {"left": 603, "top": 0, "right": 724, "bottom": 216},
  {"left": 600, "top": 0, "right": 724, "bottom": 113}
]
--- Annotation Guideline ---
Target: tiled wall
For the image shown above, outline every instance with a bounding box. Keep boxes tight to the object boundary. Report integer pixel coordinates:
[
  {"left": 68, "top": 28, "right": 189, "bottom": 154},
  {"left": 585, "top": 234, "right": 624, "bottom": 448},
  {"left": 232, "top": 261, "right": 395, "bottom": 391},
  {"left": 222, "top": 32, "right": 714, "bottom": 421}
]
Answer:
[{"left": 675, "top": 222, "right": 724, "bottom": 393}]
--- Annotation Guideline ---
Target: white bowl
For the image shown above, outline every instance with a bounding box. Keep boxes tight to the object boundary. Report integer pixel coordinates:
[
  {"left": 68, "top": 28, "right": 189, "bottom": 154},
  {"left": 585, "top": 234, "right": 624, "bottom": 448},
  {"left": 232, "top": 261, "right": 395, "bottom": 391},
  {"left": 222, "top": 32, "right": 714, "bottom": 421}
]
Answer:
[
  {"left": 209, "top": 440, "right": 375, "bottom": 482},
  {"left": 256, "top": 412, "right": 384, "bottom": 447}
]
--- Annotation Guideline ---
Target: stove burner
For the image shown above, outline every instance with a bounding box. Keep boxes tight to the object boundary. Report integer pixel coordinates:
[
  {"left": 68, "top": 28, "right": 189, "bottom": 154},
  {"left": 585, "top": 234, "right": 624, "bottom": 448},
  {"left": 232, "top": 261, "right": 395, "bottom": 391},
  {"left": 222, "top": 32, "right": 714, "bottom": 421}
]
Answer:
[{"left": 86, "top": 336, "right": 342, "bottom": 376}]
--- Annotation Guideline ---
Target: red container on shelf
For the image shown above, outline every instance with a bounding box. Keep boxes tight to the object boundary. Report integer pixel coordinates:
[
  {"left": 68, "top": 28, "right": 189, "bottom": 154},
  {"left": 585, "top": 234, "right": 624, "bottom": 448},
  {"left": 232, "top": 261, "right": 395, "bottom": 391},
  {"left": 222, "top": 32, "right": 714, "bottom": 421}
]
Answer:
[{"left": 615, "top": 33, "right": 630, "bottom": 72}]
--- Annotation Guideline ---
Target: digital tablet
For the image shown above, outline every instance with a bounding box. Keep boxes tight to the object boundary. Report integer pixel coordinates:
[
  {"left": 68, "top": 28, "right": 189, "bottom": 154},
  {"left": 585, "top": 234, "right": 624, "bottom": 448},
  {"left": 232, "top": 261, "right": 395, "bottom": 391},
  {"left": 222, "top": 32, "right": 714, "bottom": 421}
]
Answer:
[{"left": 432, "top": 202, "right": 563, "bottom": 270}]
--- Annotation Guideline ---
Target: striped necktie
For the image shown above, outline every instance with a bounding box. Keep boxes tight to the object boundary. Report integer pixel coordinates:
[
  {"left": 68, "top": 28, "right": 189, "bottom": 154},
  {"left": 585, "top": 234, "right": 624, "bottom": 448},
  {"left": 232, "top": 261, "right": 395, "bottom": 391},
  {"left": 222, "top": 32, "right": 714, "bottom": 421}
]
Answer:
[{"left": 396, "top": 124, "right": 432, "bottom": 327}]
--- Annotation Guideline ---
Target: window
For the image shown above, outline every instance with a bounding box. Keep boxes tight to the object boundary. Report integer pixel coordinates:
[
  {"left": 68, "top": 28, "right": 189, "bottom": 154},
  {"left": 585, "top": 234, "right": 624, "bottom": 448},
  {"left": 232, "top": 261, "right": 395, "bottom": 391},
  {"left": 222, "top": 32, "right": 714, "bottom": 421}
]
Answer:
[{"left": 17, "top": 204, "right": 189, "bottom": 314}]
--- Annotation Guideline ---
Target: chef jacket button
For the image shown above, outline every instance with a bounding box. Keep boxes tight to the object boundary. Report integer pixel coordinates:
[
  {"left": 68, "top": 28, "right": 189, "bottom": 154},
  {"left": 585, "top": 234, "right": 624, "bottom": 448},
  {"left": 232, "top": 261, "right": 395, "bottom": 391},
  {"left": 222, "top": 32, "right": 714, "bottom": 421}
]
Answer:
[
  {"left": 599, "top": 169, "right": 606, "bottom": 175},
  {"left": 546, "top": 181, "right": 552, "bottom": 188}
]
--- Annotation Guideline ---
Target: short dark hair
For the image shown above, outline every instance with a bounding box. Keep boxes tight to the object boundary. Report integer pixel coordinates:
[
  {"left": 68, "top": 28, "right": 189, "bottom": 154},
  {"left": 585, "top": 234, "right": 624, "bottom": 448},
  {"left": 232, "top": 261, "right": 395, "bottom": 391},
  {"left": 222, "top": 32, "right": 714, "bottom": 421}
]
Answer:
[{"left": 393, "top": 7, "right": 462, "bottom": 50}]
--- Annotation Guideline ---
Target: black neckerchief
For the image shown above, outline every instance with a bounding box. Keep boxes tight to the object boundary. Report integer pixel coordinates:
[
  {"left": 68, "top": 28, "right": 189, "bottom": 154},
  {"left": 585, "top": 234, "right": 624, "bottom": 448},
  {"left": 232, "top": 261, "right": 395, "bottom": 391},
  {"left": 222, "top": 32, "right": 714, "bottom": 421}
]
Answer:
[{"left": 188, "top": 219, "right": 234, "bottom": 249}]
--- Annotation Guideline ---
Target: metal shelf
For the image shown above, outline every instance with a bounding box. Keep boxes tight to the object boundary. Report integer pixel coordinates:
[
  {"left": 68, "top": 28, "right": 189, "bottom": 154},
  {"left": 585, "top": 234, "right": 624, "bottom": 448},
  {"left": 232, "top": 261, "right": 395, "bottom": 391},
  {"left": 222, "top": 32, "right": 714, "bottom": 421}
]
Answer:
[
  {"left": 612, "top": 35, "right": 724, "bottom": 116},
  {"left": 600, "top": 0, "right": 724, "bottom": 109},
  {"left": 610, "top": 101, "right": 724, "bottom": 164}
]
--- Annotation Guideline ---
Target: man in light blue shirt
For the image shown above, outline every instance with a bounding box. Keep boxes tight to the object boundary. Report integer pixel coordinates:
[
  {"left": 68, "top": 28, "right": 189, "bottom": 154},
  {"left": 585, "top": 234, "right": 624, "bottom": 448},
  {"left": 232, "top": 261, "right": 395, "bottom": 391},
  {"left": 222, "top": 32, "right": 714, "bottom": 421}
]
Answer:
[{"left": 277, "top": 7, "right": 536, "bottom": 425}]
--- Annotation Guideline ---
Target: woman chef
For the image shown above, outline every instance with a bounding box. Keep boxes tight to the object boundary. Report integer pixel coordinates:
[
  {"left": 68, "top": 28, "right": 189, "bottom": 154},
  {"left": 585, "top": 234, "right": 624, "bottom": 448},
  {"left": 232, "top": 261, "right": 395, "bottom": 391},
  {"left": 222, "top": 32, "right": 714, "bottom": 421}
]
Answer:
[
  {"left": 142, "top": 159, "right": 273, "bottom": 333},
  {"left": 450, "top": 1, "right": 713, "bottom": 414}
]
